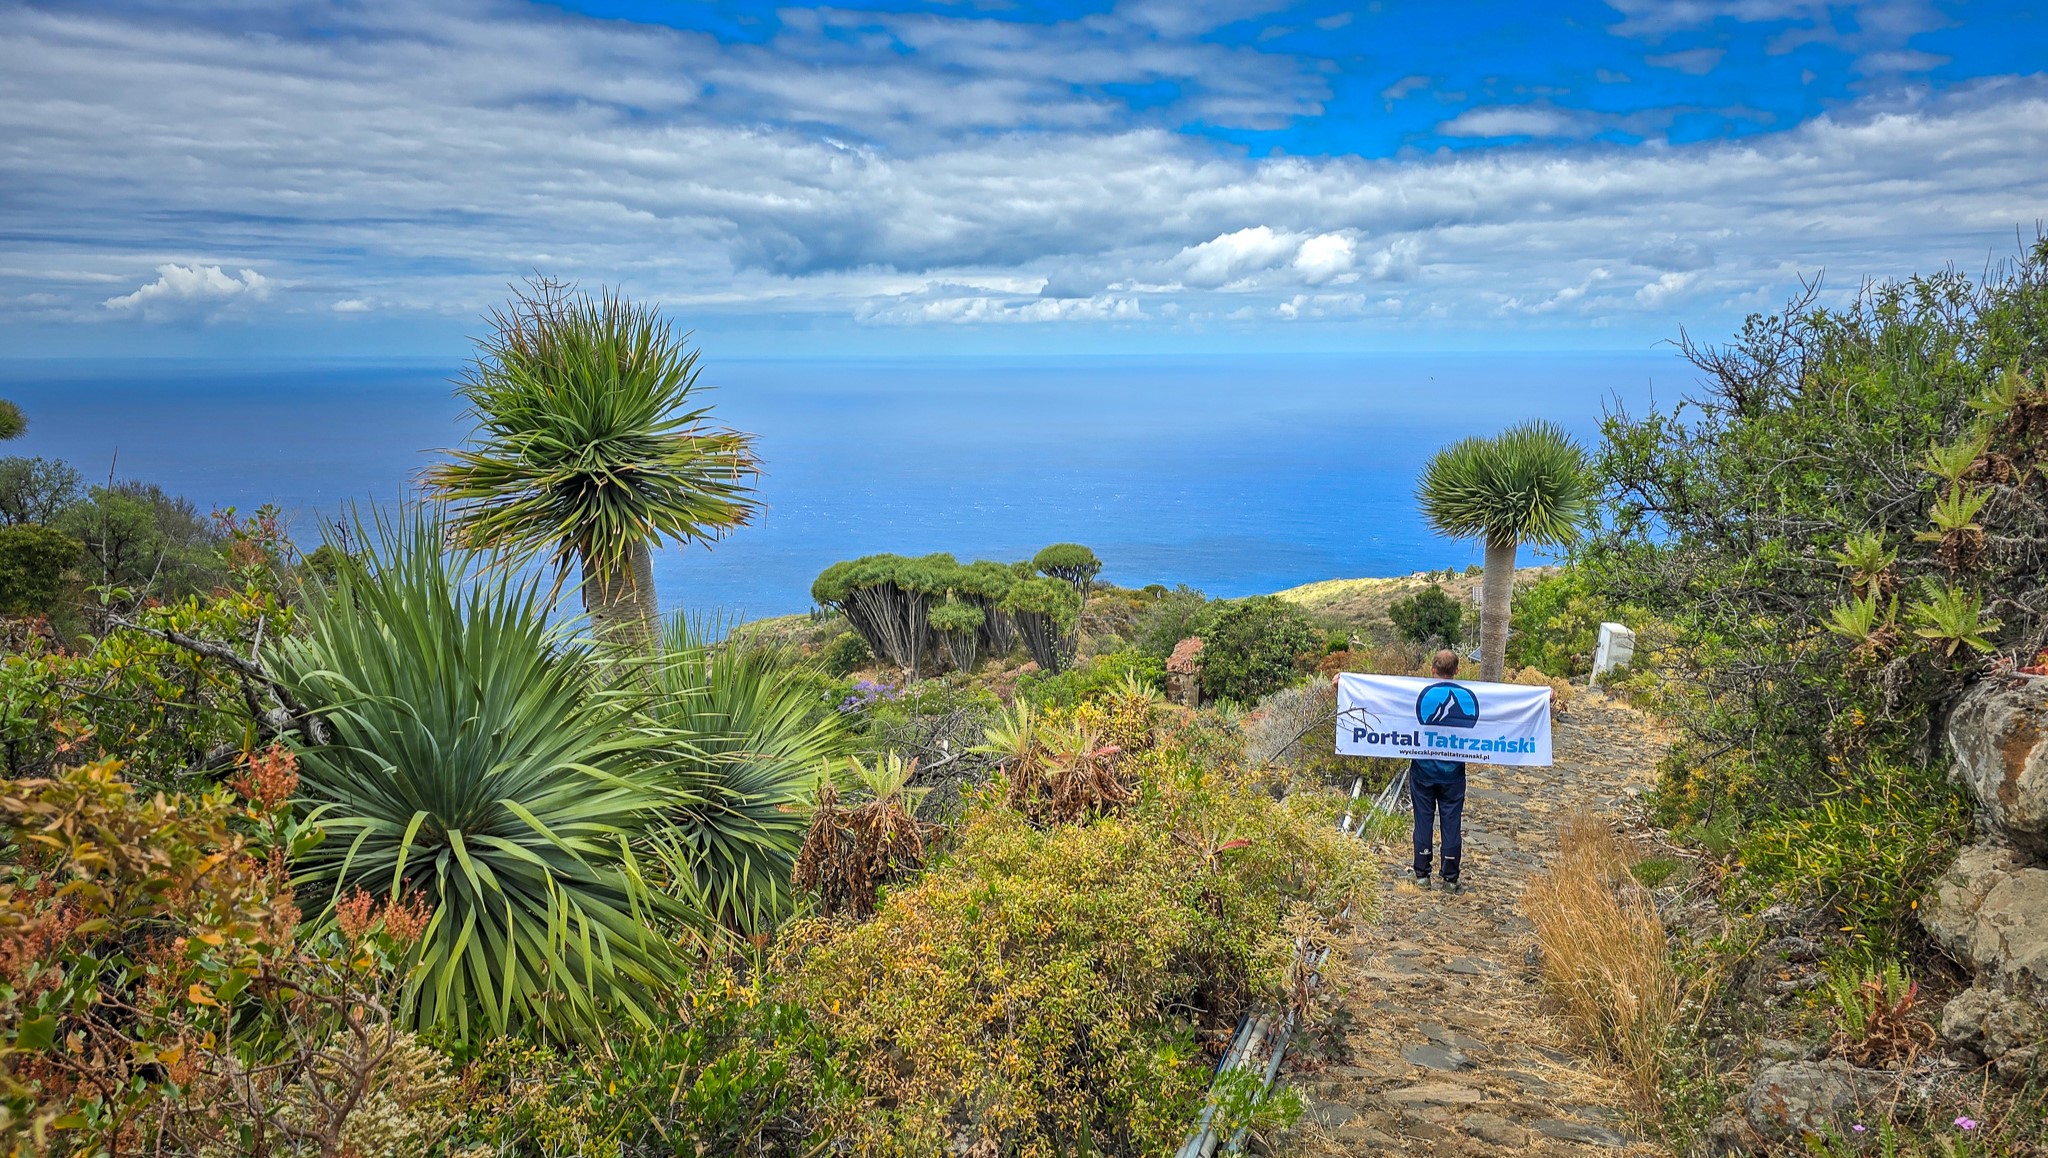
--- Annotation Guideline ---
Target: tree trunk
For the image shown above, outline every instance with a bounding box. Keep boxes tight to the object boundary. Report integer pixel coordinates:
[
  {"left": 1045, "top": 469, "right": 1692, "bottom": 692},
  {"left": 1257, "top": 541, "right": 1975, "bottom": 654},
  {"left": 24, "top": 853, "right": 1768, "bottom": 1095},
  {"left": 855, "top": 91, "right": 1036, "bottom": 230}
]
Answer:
[
  {"left": 583, "top": 540, "right": 660, "bottom": 653},
  {"left": 1479, "top": 537, "right": 1516, "bottom": 682}
]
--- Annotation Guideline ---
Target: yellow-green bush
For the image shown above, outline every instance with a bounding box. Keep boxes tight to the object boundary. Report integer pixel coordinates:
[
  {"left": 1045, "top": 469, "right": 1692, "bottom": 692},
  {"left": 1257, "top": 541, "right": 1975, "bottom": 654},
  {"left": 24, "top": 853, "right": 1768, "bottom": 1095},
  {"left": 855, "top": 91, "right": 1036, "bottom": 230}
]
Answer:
[{"left": 777, "top": 745, "right": 1370, "bottom": 1157}]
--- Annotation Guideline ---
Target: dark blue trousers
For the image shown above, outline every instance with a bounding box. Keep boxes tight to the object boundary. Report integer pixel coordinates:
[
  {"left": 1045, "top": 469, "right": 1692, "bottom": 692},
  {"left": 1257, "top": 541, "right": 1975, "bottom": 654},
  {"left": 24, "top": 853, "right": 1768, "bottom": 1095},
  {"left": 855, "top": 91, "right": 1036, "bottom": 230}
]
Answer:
[{"left": 1411, "top": 770, "right": 1466, "bottom": 883}]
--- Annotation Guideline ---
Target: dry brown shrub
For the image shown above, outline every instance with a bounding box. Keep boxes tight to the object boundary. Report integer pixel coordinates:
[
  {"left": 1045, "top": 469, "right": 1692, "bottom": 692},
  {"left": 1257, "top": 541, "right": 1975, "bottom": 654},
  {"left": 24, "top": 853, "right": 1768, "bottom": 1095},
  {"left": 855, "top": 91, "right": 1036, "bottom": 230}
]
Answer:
[
  {"left": 793, "top": 756, "right": 931, "bottom": 920},
  {"left": 1523, "top": 810, "right": 1677, "bottom": 1108},
  {"left": 1506, "top": 665, "right": 1574, "bottom": 718}
]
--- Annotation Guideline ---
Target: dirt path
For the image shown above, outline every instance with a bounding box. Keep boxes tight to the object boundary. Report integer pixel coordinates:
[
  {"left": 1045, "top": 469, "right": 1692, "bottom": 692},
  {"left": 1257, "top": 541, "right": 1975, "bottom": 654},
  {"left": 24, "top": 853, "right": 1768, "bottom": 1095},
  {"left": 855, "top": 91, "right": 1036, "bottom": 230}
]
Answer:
[{"left": 1291, "top": 691, "right": 1670, "bottom": 1156}]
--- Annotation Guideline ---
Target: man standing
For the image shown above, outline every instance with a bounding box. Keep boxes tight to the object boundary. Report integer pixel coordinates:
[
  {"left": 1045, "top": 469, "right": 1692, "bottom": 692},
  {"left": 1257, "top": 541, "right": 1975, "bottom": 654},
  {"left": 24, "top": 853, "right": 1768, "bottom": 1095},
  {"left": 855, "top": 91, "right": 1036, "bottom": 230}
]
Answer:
[{"left": 1411, "top": 648, "right": 1467, "bottom": 894}]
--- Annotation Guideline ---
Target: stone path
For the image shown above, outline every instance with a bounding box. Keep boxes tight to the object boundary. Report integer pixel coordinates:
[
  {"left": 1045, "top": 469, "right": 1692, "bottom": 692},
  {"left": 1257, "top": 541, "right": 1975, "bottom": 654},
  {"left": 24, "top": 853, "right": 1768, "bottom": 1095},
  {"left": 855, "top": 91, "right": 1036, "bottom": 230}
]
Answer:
[{"left": 1289, "top": 691, "right": 1671, "bottom": 1157}]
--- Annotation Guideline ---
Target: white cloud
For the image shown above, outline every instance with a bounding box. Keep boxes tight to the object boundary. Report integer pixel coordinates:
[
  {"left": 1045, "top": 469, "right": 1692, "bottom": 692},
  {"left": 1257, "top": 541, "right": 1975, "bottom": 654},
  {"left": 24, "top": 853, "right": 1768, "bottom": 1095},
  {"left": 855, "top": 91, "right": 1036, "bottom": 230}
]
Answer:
[
  {"left": 102, "top": 263, "right": 270, "bottom": 318},
  {"left": 1175, "top": 227, "right": 1303, "bottom": 288},
  {"left": 1293, "top": 233, "right": 1357, "bottom": 283},
  {"left": 859, "top": 284, "right": 1144, "bottom": 324},
  {"left": 332, "top": 298, "right": 371, "bottom": 313},
  {"left": 1437, "top": 105, "right": 1593, "bottom": 138},
  {"left": 1636, "top": 271, "right": 1700, "bottom": 305}
]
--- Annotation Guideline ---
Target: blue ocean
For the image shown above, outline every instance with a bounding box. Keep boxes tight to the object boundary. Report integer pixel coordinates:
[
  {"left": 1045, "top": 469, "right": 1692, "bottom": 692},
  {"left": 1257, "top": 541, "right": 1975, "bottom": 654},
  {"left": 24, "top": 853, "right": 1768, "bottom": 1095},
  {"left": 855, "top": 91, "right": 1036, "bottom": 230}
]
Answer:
[{"left": 0, "top": 353, "right": 1672, "bottom": 618}]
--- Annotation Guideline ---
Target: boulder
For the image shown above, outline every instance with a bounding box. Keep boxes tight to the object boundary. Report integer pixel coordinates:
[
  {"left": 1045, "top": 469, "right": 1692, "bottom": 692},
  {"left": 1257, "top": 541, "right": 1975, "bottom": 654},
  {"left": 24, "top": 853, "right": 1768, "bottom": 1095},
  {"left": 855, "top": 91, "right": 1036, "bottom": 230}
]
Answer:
[
  {"left": 1946, "top": 681, "right": 2048, "bottom": 853},
  {"left": 1744, "top": 1060, "right": 1890, "bottom": 1144},
  {"left": 1919, "top": 842, "right": 2048, "bottom": 1003},
  {"left": 1939, "top": 986, "right": 2045, "bottom": 1060}
]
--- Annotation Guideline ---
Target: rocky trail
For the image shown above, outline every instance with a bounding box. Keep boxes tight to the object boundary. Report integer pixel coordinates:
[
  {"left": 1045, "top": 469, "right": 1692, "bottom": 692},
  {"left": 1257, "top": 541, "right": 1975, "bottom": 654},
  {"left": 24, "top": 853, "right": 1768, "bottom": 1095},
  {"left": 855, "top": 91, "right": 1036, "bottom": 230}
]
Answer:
[{"left": 1291, "top": 691, "right": 1671, "bottom": 1157}]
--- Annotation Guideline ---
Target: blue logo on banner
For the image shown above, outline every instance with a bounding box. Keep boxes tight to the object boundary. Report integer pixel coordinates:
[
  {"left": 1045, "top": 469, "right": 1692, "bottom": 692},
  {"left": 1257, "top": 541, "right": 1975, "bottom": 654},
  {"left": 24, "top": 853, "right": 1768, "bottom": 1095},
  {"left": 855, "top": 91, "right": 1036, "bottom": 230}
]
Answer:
[{"left": 1415, "top": 682, "right": 1480, "bottom": 729}]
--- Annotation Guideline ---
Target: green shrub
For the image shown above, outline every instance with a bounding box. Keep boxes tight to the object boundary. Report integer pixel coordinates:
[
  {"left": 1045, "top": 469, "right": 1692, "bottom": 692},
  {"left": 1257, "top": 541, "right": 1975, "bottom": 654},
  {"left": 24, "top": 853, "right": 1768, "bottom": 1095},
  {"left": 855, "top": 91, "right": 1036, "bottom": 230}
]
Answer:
[
  {"left": 0, "top": 580, "right": 294, "bottom": 786},
  {"left": 779, "top": 742, "right": 1370, "bottom": 1157},
  {"left": 456, "top": 971, "right": 856, "bottom": 1158},
  {"left": 1586, "top": 242, "right": 2048, "bottom": 821},
  {"left": 1015, "top": 650, "right": 1164, "bottom": 710},
  {"left": 1133, "top": 584, "right": 1209, "bottom": 660},
  {"left": 1387, "top": 585, "right": 1463, "bottom": 646},
  {"left": 0, "top": 456, "right": 81, "bottom": 527},
  {"left": 821, "top": 630, "right": 873, "bottom": 676},
  {"left": 1195, "top": 596, "right": 1319, "bottom": 703},
  {"left": 0, "top": 524, "right": 81, "bottom": 616},
  {"left": 1726, "top": 758, "right": 1969, "bottom": 955}
]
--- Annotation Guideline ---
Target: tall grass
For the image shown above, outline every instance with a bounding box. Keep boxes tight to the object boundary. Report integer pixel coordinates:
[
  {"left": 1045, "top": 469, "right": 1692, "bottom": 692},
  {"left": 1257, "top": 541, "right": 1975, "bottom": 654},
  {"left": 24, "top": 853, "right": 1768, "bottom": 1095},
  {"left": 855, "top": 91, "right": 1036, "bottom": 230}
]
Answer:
[{"left": 1523, "top": 810, "right": 1678, "bottom": 1107}]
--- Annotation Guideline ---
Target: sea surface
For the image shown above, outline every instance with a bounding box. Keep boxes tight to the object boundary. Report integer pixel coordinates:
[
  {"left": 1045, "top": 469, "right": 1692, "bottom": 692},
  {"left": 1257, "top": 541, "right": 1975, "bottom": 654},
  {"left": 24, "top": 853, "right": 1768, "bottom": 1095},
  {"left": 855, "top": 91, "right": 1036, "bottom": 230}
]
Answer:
[{"left": 0, "top": 353, "right": 1676, "bottom": 619}]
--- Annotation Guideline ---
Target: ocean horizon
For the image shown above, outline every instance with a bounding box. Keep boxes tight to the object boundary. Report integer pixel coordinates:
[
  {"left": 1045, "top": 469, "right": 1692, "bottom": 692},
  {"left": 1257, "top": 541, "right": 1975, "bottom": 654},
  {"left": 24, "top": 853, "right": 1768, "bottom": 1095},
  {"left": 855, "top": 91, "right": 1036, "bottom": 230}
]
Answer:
[{"left": 1, "top": 351, "right": 1676, "bottom": 618}]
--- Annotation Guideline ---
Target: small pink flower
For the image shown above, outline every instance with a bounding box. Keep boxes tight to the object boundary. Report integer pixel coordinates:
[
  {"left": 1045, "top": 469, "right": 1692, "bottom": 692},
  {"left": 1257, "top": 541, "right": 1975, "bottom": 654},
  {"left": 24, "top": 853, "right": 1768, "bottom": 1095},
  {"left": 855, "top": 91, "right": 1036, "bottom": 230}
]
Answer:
[
  {"left": 1954, "top": 1116, "right": 1978, "bottom": 1131},
  {"left": 1851, "top": 1125, "right": 1866, "bottom": 1134}
]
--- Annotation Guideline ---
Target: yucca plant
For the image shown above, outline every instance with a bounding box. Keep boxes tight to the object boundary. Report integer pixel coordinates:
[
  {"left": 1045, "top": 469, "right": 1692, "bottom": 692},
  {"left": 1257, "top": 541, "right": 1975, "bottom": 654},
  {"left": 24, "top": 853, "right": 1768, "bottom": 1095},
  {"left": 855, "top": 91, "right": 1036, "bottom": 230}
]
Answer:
[
  {"left": 272, "top": 511, "right": 688, "bottom": 1044},
  {"left": 638, "top": 615, "right": 849, "bottom": 934},
  {"left": 425, "top": 280, "right": 760, "bottom": 652},
  {"left": 1417, "top": 420, "right": 1592, "bottom": 680}
]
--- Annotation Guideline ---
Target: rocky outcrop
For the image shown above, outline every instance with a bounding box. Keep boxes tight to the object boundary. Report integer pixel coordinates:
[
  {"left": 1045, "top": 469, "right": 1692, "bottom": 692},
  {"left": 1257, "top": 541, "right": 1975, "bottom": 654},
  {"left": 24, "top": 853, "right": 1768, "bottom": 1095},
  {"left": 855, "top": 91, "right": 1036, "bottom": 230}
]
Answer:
[
  {"left": 1940, "top": 986, "right": 2044, "bottom": 1076},
  {"left": 1920, "top": 681, "right": 2048, "bottom": 1013},
  {"left": 1946, "top": 680, "right": 2048, "bottom": 854},
  {"left": 1744, "top": 1060, "right": 1892, "bottom": 1145},
  {"left": 1920, "top": 842, "right": 2048, "bottom": 1003}
]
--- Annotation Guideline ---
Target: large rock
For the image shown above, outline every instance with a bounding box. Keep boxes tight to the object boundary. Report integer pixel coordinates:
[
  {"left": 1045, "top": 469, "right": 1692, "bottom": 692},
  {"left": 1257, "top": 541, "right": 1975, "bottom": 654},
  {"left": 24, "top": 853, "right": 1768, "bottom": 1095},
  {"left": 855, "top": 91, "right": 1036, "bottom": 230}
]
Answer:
[
  {"left": 1947, "top": 680, "right": 2048, "bottom": 853},
  {"left": 1919, "top": 842, "right": 2048, "bottom": 1003},
  {"left": 1940, "top": 986, "right": 2043, "bottom": 1060},
  {"left": 1744, "top": 1060, "right": 1890, "bottom": 1144}
]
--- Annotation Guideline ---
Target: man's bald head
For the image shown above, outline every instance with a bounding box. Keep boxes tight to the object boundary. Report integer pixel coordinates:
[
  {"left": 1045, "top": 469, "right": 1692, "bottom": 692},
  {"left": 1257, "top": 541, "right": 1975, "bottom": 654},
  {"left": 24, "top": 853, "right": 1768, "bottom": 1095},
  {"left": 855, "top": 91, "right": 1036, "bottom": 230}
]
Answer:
[{"left": 1432, "top": 649, "right": 1460, "bottom": 678}]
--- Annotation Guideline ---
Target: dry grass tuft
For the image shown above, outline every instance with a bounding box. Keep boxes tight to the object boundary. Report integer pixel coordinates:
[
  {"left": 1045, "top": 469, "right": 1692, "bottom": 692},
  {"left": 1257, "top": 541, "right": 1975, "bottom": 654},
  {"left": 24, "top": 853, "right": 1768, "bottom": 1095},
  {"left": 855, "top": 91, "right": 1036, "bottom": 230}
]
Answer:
[{"left": 1523, "top": 810, "right": 1678, "bottom": 1108}]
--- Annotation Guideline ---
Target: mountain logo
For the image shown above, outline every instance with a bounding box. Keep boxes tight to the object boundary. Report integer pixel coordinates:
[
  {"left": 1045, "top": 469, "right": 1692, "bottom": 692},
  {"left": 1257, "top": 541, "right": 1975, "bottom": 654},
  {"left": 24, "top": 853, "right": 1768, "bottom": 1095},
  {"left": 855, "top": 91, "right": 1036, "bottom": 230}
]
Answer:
[{"left": 1415, "top": 681, "right": 1480, "bottom": 729}]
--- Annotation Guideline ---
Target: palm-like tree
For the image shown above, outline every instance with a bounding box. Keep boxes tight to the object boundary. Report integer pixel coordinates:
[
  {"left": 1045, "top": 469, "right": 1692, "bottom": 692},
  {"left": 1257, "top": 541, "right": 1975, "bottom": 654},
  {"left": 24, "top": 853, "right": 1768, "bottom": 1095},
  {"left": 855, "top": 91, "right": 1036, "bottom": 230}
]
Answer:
[
  {"left": 1417, "top": 420, "right": 1592, "bottom": 682},
  {"left": 425, "top": 280, "right": 760, "bottom": 651}
]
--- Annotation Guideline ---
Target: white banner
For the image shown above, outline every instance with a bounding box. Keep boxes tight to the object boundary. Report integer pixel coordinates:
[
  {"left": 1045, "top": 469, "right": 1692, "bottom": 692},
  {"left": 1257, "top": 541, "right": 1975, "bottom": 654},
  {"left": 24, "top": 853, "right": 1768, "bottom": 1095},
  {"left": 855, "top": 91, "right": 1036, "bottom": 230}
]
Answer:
[{"left": 1334, "top": 673, "right": 1553, "bottom": 766}]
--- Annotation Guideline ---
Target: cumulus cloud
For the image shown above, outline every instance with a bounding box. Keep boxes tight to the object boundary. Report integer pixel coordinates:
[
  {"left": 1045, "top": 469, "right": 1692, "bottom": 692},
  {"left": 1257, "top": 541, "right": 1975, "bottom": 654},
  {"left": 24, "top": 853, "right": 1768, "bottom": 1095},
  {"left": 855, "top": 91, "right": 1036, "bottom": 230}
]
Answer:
[
  {"left": 102, "top": 263, "right": 270, "bottom": 319},
  {"left": 1293, "top": 233, "right": 1357, "bottom": 283},
  {"left": 1175, "top": 227, "right": 1301, "bottom": 288}
]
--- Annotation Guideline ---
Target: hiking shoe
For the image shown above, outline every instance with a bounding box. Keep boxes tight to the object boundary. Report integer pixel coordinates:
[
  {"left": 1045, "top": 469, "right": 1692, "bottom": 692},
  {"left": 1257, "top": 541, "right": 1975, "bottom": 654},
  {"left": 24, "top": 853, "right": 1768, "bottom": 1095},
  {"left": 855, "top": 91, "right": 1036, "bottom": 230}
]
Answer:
[
  {"left": 1442, "top": 880, "right": 1464, "bottom": 896},
  {"left": 1413, "top": 873, "right": 1434, "bottom": 890}
]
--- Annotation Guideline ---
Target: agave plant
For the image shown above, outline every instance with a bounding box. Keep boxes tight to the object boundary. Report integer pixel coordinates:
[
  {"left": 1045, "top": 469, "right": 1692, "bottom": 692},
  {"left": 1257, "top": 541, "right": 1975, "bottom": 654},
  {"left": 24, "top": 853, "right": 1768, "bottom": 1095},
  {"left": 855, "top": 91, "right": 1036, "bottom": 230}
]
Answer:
[
  {"left": 1417, "top": 420, "right": 1592, "bottom": 681},
  {"left": 424, "top": 280, "right": 760, "bottom": 652},
  {"left": 272, "top": 512, "right": 688, "bottom": 1043},
  {"left": 637, "top": 615, "right": 849, "bottom": 934}
]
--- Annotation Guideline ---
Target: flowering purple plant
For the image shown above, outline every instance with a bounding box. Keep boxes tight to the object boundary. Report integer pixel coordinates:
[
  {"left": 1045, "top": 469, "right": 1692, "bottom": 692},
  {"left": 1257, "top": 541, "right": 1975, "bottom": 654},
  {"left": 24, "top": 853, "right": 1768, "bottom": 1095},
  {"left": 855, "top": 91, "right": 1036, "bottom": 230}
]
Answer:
[
  {"left": 1954, "top": 1116, "right": 1978, "bottom": 1131},
  {"left": 838, "top": 678, "right": 902, "bottom": 714}
]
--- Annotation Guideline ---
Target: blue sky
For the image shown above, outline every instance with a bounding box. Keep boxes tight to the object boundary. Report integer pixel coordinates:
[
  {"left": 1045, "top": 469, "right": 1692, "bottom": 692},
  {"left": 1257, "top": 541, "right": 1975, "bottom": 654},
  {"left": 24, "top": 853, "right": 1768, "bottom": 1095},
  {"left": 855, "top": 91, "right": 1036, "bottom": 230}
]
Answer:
[{"left": 1, "top": 0, "right": 2043, "bottom": 357}]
